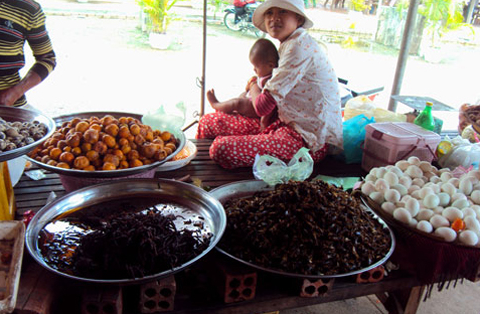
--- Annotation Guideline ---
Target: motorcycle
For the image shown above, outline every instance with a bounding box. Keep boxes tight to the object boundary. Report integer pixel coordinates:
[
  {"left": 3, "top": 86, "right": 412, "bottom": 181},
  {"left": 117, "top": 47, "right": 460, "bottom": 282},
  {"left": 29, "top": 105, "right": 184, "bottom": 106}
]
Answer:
[{"left": 223, "top": 2, "right": 266, "bottom": 38}]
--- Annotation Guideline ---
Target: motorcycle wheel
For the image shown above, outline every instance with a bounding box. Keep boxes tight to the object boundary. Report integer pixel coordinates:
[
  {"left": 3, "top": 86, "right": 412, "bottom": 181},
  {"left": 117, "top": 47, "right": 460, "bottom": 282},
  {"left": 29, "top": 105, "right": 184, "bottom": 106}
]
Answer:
[{"left": 224, "top": 12, "right": 241, "bottom": 31}]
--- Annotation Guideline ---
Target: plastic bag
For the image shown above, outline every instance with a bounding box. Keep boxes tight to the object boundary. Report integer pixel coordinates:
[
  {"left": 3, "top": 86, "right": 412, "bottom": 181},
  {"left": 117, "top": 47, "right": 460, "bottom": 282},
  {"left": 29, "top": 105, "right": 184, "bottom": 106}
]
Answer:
[
  {"left": 141, "top": 102, "right": 186, "bottom": 133},
  {"left": 342, "top": 114, "right": 375, "bottom": 164},
  {"left": 253, "top": 148, "right": 313, "bottom": 186},
  {"left": 438, "top": 136, "right": 480, "bottom": 170},
  {"left": 344, "top": 95, "right": 406, "bottom": 123}
]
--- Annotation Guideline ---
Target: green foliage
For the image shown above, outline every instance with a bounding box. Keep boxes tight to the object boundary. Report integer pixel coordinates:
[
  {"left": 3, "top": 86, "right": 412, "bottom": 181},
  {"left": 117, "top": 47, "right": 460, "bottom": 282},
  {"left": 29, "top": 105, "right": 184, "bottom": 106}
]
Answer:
[
  {"left": 209, "top": 0, "right": 228, "bottom": 19},
  {"left": 137, "top": 0, "right": 179, "bottom": 33},
  {"left": 395, "top": 0, "right": 475, "bottom": 47},
  {"left": 350, "top": 0, "right": 370, "bottom": 12}
]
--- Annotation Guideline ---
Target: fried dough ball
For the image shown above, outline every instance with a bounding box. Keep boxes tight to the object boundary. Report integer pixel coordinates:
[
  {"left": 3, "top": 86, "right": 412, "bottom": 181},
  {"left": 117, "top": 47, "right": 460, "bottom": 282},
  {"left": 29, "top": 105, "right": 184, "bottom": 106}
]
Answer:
[{"left": 29, "top": 115, "right": 178, "bottom": 171}]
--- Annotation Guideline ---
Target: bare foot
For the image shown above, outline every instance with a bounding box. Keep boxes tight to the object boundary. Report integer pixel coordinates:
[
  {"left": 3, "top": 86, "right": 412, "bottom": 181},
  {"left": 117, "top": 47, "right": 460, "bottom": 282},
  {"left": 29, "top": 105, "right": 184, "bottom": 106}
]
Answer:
[{"left": 206, "top": 89, "right": 219, "bottom": 106}]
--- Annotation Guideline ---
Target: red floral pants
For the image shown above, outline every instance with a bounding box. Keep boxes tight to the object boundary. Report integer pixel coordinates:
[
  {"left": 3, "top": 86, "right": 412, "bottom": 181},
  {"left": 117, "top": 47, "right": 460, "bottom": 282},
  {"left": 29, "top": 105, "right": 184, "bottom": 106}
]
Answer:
[{"left": 196, "top": 112, "right": 327, "bottom": 169}]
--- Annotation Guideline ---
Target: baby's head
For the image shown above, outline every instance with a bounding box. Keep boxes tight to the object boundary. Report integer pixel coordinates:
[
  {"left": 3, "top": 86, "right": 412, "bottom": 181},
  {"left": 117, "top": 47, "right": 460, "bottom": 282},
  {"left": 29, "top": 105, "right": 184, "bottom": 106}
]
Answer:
[
  {"left": 252, "top": 0, "right": 313, "bottom": 42},
  {"left": 249, "top": 38, "right": 279, "bottom": 78}
]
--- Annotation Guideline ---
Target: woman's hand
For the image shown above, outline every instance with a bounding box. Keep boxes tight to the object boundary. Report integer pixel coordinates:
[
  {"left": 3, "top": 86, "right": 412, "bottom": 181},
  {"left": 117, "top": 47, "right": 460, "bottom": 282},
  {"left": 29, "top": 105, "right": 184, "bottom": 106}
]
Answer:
[
  {"left": 245, "top": 76, "right": 257, "bottom": 92},
  {"left": 0, "top": 86, "right": 23, "bottom": 107}
]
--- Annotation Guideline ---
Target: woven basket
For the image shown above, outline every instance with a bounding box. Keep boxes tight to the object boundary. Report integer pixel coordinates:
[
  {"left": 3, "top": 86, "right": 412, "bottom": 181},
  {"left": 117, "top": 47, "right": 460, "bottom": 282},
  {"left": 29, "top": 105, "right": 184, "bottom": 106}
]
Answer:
[{"left": 354, "top": 190, "right": 480, "bottom": 284}]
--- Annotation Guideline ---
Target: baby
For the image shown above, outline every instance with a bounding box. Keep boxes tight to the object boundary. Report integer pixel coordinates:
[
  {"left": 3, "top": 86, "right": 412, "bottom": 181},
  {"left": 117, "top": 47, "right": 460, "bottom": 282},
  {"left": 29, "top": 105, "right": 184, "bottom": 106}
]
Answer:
[{"left": 206, "top": 38, "right": 279, "bottom": 119}]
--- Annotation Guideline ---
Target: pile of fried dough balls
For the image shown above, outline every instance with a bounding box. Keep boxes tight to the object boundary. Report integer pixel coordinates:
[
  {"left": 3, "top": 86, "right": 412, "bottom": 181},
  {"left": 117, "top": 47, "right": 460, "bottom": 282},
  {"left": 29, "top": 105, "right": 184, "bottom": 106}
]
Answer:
[
  {"left": 29, "top": 115, "right": 178, "bottom": 171},
  {"left": 361, "top": 156, "right": 480, "bottom": 247}
]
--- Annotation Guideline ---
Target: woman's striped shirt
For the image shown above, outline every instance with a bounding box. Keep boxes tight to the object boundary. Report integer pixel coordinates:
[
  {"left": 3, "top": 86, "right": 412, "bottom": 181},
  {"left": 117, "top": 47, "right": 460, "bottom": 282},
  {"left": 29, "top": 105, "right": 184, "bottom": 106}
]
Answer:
[{"left": 0, "top": 0, "right": 56, "bottom": 106}]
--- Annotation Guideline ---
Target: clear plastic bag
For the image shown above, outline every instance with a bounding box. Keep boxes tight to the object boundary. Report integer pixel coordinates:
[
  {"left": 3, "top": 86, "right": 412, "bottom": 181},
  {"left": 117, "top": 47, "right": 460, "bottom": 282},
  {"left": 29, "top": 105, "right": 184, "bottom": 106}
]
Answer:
[
  {"left": 141, "top": 102, "right": 186, "bottom": 133},
  {"left": 438, "top": 137, "right": 480, "bottom": 170},
  {"left": 344, "top": 95, "right": 406, "bottom": 123},
  {"left": 253, "top": 148, "right": 313, "bottom": 186}
]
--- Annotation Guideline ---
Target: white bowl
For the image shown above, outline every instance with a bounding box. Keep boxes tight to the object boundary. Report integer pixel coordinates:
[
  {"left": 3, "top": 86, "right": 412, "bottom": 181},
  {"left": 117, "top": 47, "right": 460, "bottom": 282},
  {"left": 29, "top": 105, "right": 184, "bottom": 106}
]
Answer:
[{"left": 157, "top": 140, "right": 197, "bottom": 171}]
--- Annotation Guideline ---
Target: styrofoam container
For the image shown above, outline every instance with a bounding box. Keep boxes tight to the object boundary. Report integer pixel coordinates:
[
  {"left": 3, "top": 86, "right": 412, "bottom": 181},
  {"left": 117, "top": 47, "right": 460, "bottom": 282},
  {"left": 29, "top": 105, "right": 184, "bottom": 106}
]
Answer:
[{"left": 362, "top": 122, "right": 441, "bottom": 172}]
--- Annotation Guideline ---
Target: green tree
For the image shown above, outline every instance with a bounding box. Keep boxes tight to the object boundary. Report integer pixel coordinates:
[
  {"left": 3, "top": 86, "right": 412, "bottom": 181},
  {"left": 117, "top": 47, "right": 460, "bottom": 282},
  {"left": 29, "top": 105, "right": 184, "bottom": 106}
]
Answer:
[{"left": 137, "top": 0, "right": 180, "bottom": 33}]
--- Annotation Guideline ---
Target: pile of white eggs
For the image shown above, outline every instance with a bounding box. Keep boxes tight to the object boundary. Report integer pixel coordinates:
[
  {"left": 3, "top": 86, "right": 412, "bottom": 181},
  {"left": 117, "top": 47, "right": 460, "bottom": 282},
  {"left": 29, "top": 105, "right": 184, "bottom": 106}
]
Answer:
[{"left": 361, "top": 156, "right": 480, "bottom": 247}]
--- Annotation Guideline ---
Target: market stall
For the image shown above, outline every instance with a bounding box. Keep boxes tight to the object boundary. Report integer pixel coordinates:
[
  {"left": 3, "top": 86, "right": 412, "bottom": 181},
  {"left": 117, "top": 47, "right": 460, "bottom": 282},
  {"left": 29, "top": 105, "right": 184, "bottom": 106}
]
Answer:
[{"left": 2, "top": 108, "right": 480, "bottom": 314}]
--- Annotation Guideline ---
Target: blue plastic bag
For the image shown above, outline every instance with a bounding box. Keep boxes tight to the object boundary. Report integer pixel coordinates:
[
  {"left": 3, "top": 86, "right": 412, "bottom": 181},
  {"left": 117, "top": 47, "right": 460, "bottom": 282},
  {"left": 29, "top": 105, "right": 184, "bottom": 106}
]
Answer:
[{"left": 342, "top": 114, "right": 375, "bottom": 164}]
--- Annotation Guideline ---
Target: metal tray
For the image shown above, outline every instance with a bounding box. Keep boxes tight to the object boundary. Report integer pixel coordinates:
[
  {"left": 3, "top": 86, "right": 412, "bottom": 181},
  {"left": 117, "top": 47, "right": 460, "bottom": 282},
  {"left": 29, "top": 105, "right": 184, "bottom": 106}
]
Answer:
[
  {"left": 0, "top": 106, "right": 55, "bottom": 162},
  {"left": 209, "top": 180, "right": 396, "bottom": 279},
  {"left": 25, "top": 111, "right": 185, "bottom": 178},
  {"left": 25, "top": 178, "right": 226, "bottom": 285}
]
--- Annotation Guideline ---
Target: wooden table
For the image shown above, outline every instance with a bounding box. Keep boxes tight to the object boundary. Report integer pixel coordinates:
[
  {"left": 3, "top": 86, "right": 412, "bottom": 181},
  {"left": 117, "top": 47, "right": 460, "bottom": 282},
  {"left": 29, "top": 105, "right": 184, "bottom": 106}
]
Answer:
[{"left": 13, "top": 139, "right": 427, "bottom": 314}]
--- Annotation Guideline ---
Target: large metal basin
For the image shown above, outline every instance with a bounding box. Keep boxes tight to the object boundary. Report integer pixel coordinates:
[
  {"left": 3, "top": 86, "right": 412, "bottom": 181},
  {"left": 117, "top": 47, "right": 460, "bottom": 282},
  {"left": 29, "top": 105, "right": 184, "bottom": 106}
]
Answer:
[
  {"left": 25, "top": 111, "right": 185, "bottom": 178},
  {"left": 210, "top": 180, "right": 396, "bottom": 279},
  {"left": 25, "top": 178, "right": 226, "bottom": 285}
]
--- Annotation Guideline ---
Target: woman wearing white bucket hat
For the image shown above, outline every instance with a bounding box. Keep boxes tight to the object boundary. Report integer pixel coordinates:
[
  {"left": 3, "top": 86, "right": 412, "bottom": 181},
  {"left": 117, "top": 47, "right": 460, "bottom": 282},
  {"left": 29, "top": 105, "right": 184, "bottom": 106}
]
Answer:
[{"left": 196, "top": 0, "right": 342, "bottom": 169}]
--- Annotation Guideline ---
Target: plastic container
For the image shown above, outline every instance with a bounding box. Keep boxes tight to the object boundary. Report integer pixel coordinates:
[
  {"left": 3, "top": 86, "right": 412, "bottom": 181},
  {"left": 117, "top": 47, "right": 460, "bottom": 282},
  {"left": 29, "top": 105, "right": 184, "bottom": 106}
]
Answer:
[{"left": 362, "top": 122, "right": 441, "bottom": 172}]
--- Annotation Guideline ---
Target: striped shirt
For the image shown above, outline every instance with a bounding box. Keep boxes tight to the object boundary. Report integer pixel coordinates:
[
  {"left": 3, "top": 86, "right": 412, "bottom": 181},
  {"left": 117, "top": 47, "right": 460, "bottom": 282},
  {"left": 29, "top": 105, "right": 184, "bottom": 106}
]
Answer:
[{"left": 0, "top": 0, "right": 56, "bottom": 106}]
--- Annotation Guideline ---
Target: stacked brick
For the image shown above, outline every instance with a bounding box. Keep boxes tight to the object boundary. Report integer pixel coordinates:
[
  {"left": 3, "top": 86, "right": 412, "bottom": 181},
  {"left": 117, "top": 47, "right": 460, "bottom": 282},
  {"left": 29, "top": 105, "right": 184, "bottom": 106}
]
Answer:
[
  {"left": 81, "top": 286, "right": 123, "bottom": 314},
  {"left": 299, "top": 278, "right": 335, "bottom": 297},
  {"left": 139, "top": 275, "right": 176, "bottom": 313},
  {"left": 356, "top": 265, "right": 385, "bottom": 284}
]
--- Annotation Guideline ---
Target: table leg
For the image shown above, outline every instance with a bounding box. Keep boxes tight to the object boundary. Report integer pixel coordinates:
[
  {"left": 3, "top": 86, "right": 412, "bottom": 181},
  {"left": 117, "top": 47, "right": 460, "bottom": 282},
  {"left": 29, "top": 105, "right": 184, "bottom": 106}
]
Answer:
[{"left": 376, "top": 285, "right": 425, "bottom": 314}]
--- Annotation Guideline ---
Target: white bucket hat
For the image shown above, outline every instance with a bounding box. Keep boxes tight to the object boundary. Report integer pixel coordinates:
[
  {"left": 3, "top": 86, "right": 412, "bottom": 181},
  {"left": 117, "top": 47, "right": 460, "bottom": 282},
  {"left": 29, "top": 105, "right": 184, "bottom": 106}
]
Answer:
[{"left": 252, "top": 0, "right": 314, "bottom": 33}]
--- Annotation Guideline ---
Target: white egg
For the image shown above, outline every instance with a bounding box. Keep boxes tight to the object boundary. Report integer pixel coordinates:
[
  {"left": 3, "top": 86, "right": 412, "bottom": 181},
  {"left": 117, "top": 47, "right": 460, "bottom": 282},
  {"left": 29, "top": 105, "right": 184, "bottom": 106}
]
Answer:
[
  {"left": 361, "top": 182, "right": 376, "bottom": 195},
  {"left": 370, "top": 191, "right": 385, "bottom": 204},
  {"left": 438, "top": 192, "right": 451, "bottom": 207},
  {"left": 384, "top": 172, "right": 399, "bottom": 186},
  {"left": 441, "top": 182, "right": 456, "bottom": 196},
  {"left": 429, "top": 176, "right": 442, "bottom": 184},
  {"left": 384, "top": 189, "right": 401, "bottom": 203},
  {"left": 409, "top": 218, "right": 418, "bottom": 228},
  {"left": 464, "top": 216, "right": 480, "bottom": 235},
  {"left": 395, "top": 160, "right": 410, "bottom": 171},
  {"left": 365, "top": 174, "right": 377, "bottom": 182},
  {"left": 419, "top": 161, "right": 432, "bottom": 173},
  {"left": 451, "top": 192, "right": 467, "bottom": 203},
  {"left": 408, "top": 185, "right": 420, "bottom": 194},
  {"left": 467, "top": 175, "right": 479, "bottom": 185},
  {"left": 439, "top": 168, "right": 451, "bottom": 174},
  {"left": 462, "top": 207, "right": 476, "bottom": 218},
  {"left": 399, "top": 176, "right": 412, "bottom": 189},
  {"left": 393, "top": 207, "right": 412, "bottom": 224},
  {"left": 424, "top": 171, "right": 436, "bottom": 179},
  {"left": 430, "top": 214, "right": 450, "bottom": 229},
  {"left": 471, "top": 205, "right": 480, "bottom": 217},
  {"left": 406, "top": 198, "right": 420, "bottom": 217},
  {"left": 407, "top": 156, "right": 421, "bottom": 166},
  {"left": 433, "top": 206, "right": 444, "bottom": 215},
  {"left": 452, "top": 199, "right": 469, "bottom": 210},
  {"left": 389, "top": 166, "right": 404, "bottom": 178},
  {"left": 459, "top": 230, "right": 479, "bottom": 246},
  {"left": 410, "top": 190, "right": 421, "bottom": 200},
  {"left": 381, "top": 202, "right": 396, "bottom": 215},
  {"left": 419, "top": 187, "right": 434, "bottom": 199},
  {"left": 395, "top": 201, "right": 406, "bottom": 208},
  {"left": 459, "top": 178, "right": 474, "bottom": 196},
  {"left": 370, "top": 167, "right": 379, "bottom": 177},
  {"left": 376, "top": 168, "right": 387, "bottom": 179},
  {"left": 412, "top": 178, "right": 425, "bottom": 188},
  {"left": 442, "top": 207, "right": 464, "bottom": 222},
  {"left": 391, "top": 184, "right": 408, "bottom": 196},
  {"left": 375, "top": 178, "right": 390, "bottom": 193},
  {"left": 471, "top": 190, "right": 480, "bottom": 204},
  {"left": 417, "top": 220, "right": 433, "bottom": 233},
  {"left": 400, "top": 195, "right": 412, "bottom": 203},
  {"left": 440, "top": 172, "right": 453, "bottom": 183},
  {"left": 406, "top": 165, "right": 423, "bottom": 179},
  {"left": 467, "top": 170, "right": 480, "bottom": 180},
  {"left": 448, "top": 177, "right": 460, "bottom": 188},
  {"left": 434, "top": 227, "right": 457, "bottom": 242},
  {"left": 416, "top": 208, "right": 434, "bottom": 221},
  {"left": 423, "top": 194, "right": 440, "bottom": 209}
]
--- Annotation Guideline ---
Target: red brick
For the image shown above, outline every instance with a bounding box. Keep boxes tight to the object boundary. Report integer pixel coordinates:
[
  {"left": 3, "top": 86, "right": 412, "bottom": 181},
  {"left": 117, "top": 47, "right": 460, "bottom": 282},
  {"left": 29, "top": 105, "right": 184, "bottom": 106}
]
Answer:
[
  {"left": 82, "top": 286, "right": 122, "bottom": 314},
  {"left": 299, "top": 278, "right": 334, "bottom": 297},
  {"left": 356, "top": 265, "right": 385, "bottom": 283},
  {"left": 139, "top": 275, "right": 176, "bottom": 313}
]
